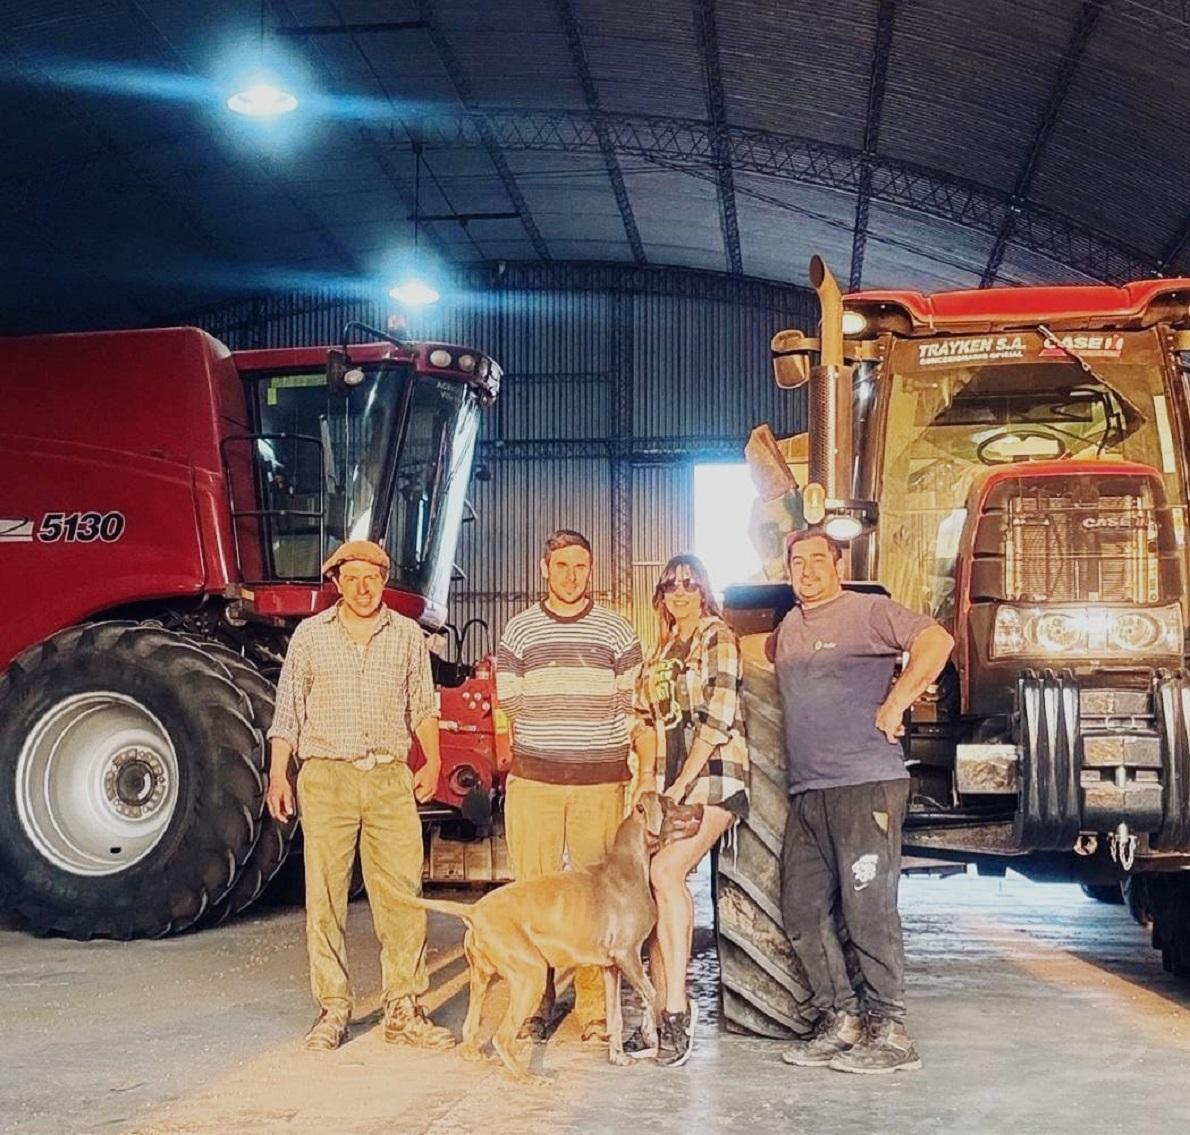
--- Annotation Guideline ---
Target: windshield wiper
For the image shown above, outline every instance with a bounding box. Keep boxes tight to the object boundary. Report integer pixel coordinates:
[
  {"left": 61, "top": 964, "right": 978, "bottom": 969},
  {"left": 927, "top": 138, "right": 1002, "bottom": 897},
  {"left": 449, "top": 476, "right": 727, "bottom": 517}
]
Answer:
[
  {"left": 1035, "top": 324, "right": 1113, "bottom": 386},
  {"left": 1034, "top": 325, "right": 1126, "bottom": 455}
]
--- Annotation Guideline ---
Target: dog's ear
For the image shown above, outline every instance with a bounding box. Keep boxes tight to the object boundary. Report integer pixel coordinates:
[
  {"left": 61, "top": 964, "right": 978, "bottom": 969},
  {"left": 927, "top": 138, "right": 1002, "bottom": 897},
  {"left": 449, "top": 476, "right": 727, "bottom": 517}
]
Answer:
[{"left": 634, "top": 791, "right": 664, "bottom": 837}]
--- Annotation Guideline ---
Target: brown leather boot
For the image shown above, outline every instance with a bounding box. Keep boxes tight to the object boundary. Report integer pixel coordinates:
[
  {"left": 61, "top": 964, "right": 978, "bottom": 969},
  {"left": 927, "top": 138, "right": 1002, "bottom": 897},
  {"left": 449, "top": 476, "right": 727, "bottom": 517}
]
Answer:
[
  {"left": 303, "top": 1007, "right": 349, "bottom": 1052},
  {"left": 829, "top": 1016, "right": 922, "bottom": 1074},
  {"left": 781, "top": 1010, "right": 863, "bottom": 1067},
  {"left": 382, "top": 996, "right": 455, "bottom": 1050}
]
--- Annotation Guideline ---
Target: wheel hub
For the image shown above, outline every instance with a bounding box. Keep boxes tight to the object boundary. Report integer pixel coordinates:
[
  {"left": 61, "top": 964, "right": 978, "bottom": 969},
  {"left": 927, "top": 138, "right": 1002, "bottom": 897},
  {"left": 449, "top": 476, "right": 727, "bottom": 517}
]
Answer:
[{"left": 105, "top": 748, "right": 169, "bottom": 818}]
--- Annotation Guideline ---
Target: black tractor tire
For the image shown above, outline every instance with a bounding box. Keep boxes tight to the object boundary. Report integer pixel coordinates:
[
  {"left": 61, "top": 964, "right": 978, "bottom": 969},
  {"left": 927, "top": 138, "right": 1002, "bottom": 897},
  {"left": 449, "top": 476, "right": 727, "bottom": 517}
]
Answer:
[
  {"left": 183, "top": 638, "right": 296, "bottom": 927},
  {"left": 1124, "top": 875, "right": 1153, "bottom": 928},
  {"left": 1147, "top": 874, "right": 1190, "bottom": 977},
  {"left": 1080, "top": 883, "right": 1125, "bottom": 905},
  {"left": 0, "top": 623, "right": 263, "bottom": 939},
  {"left": 715, "top": 636, "right": 816, "bottom": 1037}
]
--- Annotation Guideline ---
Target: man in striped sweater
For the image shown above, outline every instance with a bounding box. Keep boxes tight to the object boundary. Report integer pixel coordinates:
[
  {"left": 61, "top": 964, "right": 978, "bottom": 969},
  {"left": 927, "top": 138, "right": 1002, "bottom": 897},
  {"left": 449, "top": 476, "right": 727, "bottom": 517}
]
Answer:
[{"left": 496, "top": 528, "right": 643, "bottom": 1043}]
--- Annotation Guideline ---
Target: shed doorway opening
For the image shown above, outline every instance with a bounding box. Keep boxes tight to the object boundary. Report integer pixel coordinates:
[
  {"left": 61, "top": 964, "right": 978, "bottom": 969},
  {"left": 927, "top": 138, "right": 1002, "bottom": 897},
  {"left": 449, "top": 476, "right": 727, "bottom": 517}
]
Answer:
[{"left": 692, "top": 462, "right": 762, "bottom": 599}]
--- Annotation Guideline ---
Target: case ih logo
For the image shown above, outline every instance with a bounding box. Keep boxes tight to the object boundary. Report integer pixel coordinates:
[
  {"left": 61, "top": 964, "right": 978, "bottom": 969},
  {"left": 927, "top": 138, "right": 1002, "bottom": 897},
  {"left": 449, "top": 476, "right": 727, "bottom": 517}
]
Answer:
[
  {"left": 0, "top": 517, "right": 34, "bottom": 542},
  {"left": 1081, "top": 515, "right": 1149, "bottom": 530},
  {"left": 1039, "top": 333, "right": 1125, "bottom": 359}
]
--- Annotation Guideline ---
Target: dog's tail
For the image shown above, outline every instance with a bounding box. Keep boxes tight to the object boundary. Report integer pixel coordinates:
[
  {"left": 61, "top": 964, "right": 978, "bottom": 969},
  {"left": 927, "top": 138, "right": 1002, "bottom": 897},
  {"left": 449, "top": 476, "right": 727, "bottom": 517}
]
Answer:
[{"left": 389, "top": 891, "right": 477, "bottom": 923}]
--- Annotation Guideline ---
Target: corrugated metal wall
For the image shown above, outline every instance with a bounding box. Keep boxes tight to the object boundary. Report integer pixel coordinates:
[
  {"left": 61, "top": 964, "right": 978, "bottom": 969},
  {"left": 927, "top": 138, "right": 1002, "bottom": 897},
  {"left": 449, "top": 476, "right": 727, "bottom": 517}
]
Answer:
[{"left": 193, "top": 262, "right": 813, "bottom": 659}]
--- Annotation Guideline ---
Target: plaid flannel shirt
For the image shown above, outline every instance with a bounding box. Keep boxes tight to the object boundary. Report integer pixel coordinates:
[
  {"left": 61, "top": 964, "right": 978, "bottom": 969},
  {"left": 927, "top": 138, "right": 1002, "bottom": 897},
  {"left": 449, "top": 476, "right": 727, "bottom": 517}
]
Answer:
[
  {"left": 268, "top": 603, "right": 438, "bottom": 768},
  {"left": 635, "top": 614, "right": 749, "bottom": 808}
]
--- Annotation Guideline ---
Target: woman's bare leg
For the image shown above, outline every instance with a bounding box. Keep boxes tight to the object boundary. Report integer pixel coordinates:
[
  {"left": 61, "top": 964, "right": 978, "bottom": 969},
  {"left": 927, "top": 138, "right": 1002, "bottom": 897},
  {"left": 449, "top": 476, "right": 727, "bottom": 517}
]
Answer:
[{"left": 650, "top": 805, "right": 736, "bottom": 1013}]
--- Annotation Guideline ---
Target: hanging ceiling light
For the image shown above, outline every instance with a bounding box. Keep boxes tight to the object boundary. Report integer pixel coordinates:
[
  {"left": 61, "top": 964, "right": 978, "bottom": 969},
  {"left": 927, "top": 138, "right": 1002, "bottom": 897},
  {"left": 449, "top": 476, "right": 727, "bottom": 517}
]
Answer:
[
  {"left": 228, "top": 2, "right": 298, "bottom": 118},
  {"left": 227, "top": 76, "right": 298, "bottom": 117},
  {"left": 388, "top": 145, "right": 441, "bottom": 307},
  {"left": 389, "top": 278, "right": 440, "bottom": 307}
]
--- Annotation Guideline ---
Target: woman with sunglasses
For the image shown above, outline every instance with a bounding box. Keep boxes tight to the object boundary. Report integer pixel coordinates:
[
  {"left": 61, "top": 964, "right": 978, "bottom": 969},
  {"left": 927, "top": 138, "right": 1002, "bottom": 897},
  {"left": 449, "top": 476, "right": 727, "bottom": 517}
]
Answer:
[{"left": 627, "top": 554, "right": 749, "bottom": 1066}]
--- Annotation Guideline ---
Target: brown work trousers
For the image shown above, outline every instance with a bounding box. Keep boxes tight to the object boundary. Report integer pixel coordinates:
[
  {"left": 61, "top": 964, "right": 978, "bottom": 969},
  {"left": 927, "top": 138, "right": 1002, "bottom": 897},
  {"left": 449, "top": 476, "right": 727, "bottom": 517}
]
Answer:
[
  {"left": 504, "top": 775, "right": 626, "bottom": 1028},
  {"left": 298, "top": 758, "right": 428, "bottom": 1013}
]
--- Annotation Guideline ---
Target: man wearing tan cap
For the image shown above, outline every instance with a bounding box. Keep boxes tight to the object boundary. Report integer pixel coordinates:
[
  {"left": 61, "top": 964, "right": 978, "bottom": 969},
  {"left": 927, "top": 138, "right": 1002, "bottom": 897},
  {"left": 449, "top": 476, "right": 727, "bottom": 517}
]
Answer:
[{"left": 265, "top": 539, "right": 454, "bottom": 1052}]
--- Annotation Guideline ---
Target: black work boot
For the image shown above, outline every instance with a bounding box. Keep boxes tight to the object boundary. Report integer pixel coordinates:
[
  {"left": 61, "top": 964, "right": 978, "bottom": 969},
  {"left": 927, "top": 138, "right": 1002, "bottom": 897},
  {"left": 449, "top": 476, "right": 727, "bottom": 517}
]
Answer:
[
  {"left": 781, "top": 1010, "right": 863, "bottom": 1067},
  {"left": 829, "top": 1015, "right": 922, "bottom": 1074}
]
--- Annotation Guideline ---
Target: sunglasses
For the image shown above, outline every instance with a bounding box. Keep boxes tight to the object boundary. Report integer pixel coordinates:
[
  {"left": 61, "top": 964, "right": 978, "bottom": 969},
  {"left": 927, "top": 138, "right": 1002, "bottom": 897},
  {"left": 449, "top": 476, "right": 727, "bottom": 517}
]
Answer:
[{"left": 660, "top": 578, "right": 700, "bottom": 595}]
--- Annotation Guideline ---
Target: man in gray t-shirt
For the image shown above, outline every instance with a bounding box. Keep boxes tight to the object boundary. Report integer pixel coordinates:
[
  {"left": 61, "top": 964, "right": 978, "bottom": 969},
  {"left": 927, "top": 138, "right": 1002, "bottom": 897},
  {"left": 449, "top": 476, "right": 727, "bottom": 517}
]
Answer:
[{"left": 770, "top": 530, "right": 952, "bottom": 1076}]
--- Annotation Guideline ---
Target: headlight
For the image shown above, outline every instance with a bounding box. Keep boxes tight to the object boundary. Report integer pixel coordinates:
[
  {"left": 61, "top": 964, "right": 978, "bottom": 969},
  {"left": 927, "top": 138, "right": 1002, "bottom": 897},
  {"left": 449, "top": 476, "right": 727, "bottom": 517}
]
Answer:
[
  {"left": 841, "top": 310, "right": 868, "bottom": 336},
  {"left": 991, "top": 603, "right": 1183, "bottom": 659},
  {"left": 457, "top": 353, "right": 477, "bottom": 373},
  {"left": 429, "top": 348, "right": 452, "bottom": 368},
  {"left": 823, "top": 513, "right": 864, "bottom": 542}
]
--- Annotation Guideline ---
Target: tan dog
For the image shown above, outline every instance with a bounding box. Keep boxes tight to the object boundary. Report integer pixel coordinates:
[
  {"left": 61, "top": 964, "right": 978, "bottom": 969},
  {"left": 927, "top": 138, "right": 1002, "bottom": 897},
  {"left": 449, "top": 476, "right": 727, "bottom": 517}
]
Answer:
[{"left": 394, "top": 793, "right": 664, "bottom": 1082}]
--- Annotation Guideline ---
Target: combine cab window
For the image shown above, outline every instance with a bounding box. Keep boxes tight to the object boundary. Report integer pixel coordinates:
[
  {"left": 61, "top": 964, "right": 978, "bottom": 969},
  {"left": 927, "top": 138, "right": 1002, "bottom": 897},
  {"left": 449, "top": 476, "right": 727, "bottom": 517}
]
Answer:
[
  {"left": 876, "top": 348, "right": 1182, "bottom": 619},
  {"left": 249, "top": 364, "right": 479, "bottom": 613}
]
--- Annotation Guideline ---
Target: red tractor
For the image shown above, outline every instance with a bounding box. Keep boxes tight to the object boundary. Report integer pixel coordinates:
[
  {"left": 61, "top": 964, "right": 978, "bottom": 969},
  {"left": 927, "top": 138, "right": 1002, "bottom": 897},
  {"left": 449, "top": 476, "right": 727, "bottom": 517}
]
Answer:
[
  {"left": 719, "top": 259, "right": 1190, "bottom": 1035},
  {"left": 0, "top": 323, "right": 508, "bottom": 939}
]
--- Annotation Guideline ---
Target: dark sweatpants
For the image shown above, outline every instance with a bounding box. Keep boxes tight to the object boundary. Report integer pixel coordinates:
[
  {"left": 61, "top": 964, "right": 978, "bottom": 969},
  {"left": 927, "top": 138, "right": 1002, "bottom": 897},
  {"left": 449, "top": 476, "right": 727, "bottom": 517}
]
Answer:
[{"left": 780, "top": 779, "right": 910, "bottom": 1022}]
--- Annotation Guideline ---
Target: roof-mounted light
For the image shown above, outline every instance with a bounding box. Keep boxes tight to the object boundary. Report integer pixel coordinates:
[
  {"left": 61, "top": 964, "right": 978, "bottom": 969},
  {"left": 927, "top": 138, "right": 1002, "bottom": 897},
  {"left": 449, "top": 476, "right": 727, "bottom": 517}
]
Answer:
[
  {"left": 841, "top": 310, "right": 868, "bottom": 336},
  {"left": 823, "top": 513, "right": 865, "bottom": 542}
]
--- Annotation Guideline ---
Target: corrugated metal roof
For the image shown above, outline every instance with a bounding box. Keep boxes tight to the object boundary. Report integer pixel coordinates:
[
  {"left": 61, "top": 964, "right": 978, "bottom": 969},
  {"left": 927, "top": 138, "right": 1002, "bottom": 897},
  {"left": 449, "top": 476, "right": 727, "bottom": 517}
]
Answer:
[{"left": 1, "top": 0, "right": 1187, "bottom": 332}]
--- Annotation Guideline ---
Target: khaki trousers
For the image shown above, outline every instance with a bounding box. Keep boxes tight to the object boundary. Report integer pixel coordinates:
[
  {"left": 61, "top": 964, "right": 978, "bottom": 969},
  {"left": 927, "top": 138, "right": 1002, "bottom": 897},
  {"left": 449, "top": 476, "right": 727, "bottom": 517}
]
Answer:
[
  {"left": 504, "top": 775, "right": 626, "bottom": 1027},
  {"left": 298, "top": 758, "right": 427, "bottom": 1012}
]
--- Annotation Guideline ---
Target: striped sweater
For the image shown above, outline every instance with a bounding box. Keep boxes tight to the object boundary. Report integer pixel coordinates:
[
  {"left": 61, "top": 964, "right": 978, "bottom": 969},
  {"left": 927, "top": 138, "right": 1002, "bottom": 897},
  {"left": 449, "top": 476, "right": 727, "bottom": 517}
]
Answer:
[{"left": 496, "top": 600, "right": 643, "bottom": 784}]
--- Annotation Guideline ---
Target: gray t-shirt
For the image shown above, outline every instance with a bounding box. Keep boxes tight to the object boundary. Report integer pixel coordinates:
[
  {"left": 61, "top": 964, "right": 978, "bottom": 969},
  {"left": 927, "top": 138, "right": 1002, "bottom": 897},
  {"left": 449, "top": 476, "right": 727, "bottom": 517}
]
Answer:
[{"left": 773, "top": 589, "right": 935, "bottom": 794}]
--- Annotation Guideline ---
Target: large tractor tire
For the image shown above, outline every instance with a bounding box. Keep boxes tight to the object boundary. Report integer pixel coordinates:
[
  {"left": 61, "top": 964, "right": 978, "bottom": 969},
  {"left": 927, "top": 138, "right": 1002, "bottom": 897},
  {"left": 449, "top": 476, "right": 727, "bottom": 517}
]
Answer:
[
  {"left": 1124, "top": 875, "right": 1152, "bottom": 928},
  {"left": 1080, "top": 883, "right": 1125, "bottom": 905},
  {"left": 1146, "top": 874, "right": 1190, "bottom": 977},
  {"left": 183, "top": 638, "right": 296, "bottom": 927},
  {"left": 715, "top": 635, "right": 815, "bottom": 1037},
  {"left": 0, "top": 623, "right": 263, "bottom": 939}
]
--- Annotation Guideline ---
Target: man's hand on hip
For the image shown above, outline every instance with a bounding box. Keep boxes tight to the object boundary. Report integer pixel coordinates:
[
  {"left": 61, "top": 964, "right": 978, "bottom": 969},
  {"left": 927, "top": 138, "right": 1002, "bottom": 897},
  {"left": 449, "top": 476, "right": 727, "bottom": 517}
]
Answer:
[
  {"left": 412, "top": 761, "right": 441, "bottom": 804},
  {"left": 874, "top": 700, "right": 907, "bottom": 744}
]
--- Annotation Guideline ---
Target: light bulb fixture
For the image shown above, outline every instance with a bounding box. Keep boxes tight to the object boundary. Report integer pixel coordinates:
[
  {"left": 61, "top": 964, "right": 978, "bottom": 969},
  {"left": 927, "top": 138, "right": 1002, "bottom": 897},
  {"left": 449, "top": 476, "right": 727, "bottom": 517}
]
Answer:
[
  {"left": 228, "top": 1, "right": 298, "bottom": 118},
  {"left": 388, "top": 144, "right": 442, "bottom": 309},
  {"left": 818, "top": 499, "right": 880, "bottom": 543},
  {"left": 227, "top": 77, "right": 298, "bottom": 117},
  {"left": 822, "top": 513, "right": 864, "bottom": 542},
  {"left": 389, "top": 278, "right": 440, "bottom": 307}
]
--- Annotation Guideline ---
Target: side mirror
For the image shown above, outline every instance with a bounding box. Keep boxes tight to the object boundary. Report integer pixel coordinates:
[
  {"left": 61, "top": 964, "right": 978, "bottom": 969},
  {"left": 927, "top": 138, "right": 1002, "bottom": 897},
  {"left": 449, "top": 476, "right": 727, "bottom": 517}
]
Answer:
[{"left": 771, "top": 329, "right": 814, "bottom": 389}]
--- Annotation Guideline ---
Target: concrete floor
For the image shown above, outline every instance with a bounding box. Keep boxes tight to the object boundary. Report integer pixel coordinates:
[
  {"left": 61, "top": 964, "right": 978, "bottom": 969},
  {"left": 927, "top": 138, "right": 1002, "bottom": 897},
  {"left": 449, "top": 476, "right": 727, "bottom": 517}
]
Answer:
[{"left": 3, "top": 872, "right": 1190, "bottom": 1135}]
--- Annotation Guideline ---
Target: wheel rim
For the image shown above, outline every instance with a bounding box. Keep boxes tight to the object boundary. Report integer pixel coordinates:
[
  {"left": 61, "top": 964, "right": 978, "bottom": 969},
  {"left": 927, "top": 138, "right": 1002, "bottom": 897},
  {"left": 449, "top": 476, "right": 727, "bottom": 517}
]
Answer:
[{"left": 16, "top": 692, "right": 180, "bottom": 876}]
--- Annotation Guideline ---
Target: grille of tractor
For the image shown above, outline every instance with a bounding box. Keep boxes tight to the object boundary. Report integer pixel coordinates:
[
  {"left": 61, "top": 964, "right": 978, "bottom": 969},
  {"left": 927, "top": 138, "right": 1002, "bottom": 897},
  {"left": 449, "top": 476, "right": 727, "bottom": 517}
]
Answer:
[{"left": 1003, "top": 483, "right": 1158, "bottom": 604}]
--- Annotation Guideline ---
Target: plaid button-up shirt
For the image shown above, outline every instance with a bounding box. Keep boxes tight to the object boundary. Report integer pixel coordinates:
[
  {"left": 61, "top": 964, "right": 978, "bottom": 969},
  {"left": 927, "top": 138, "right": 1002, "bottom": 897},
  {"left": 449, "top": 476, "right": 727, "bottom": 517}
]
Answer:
[{"left": 268, "top": 603, "right": 438, "bottom": 768}]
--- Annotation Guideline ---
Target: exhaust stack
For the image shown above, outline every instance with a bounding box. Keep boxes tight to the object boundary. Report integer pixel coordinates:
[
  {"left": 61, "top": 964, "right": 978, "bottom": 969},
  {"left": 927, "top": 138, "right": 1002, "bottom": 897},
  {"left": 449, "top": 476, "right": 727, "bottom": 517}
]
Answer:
[{"left": 807, "top": 255, "right": 853, "bottom": 507}]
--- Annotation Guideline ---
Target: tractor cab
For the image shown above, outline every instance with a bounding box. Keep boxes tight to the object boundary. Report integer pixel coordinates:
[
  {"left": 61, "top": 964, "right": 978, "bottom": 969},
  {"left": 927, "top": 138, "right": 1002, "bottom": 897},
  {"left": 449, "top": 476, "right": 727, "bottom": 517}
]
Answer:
[{"left": 227, "top": 331, "right": 500, "bottom": 629}]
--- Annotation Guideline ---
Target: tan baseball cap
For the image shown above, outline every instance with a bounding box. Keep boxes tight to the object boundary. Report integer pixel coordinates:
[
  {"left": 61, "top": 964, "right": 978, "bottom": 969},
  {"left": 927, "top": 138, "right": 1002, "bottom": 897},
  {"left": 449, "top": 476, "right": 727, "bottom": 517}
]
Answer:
[{"left": 320, "top": 539, "right": 392, "bottom": 579}]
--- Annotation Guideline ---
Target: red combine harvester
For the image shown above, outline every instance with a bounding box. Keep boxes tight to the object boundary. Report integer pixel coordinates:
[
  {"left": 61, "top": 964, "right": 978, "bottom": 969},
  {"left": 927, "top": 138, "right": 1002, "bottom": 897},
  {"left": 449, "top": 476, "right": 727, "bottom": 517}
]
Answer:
[
  {"left": 719, "top": 261, "right": 1190, "bottom": 1036},
  {"left": 0, "top": 323, "right": 508, "bottom": 939}
]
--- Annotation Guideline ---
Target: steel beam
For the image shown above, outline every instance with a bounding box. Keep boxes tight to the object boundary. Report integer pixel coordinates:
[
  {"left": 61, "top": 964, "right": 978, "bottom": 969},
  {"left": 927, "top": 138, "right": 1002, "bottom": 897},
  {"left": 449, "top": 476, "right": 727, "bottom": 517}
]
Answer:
[
  {"left": 399, "top": 107, "right": 1152, "bottom": 283},
  {"left": 981, "top": 1, "right": 1103, "bottom": 285},
  {"left": 1158, "top": 214, "right": 1190, "bottom": 275},
  {"left": 414, "top": 0, "right": 551, "bottom": 261},
  {"left": 850, "top": 0, "right": 897, "bottom": 291},
  {"left": 554, "top": 0, "right": 646, "bottom": 264},
  {"left": 693, "top": 0, "right": 742, "bottom": 274},
  {"left": 479, "top": 436, "right": 747, "bottom": 462},
  {"left": 270, "top": 0, "right": 458, "bottom": 263}
]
